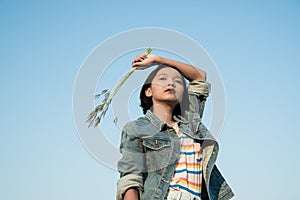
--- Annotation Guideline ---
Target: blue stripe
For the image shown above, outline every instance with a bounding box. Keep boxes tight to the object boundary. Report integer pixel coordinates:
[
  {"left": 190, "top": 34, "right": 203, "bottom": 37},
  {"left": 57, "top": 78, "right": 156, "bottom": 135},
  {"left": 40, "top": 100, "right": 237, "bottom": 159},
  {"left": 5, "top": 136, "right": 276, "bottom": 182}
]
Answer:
[
  {"left": 179, "top": 135, "right": 189, "bottom": 139},
  {"left": 175, "top": 169, "right": 202, "bottom": 174},
  {"left": 169, "top": 184, "right": 201, "bottom": 196},
  {"left": 180, "top": 151, "right": 196, "bottom": 155}
]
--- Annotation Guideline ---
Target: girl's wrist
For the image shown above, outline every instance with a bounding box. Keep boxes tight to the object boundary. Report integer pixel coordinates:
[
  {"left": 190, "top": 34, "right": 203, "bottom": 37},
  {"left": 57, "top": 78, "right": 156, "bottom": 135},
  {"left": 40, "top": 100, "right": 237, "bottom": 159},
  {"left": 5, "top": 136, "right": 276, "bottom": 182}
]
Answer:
[{"left": 154, "top": 55, "right": 163, "bottom": 65}]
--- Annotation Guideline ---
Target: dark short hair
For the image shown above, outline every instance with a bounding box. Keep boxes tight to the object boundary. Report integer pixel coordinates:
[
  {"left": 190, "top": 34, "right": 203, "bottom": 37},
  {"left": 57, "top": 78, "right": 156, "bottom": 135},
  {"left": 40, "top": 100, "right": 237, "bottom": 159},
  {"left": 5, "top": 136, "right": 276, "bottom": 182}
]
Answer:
[{"left": 139, "top": 65, "right": 188, "bottom": 116}]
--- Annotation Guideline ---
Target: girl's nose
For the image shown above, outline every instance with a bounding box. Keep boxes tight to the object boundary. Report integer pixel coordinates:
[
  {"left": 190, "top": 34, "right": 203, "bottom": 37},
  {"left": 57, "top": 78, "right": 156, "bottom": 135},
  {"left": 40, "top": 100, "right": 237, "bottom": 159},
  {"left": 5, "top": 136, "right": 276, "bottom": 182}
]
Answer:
[{"left": 167, "top": 82, "right": 175, "bottom": 87}]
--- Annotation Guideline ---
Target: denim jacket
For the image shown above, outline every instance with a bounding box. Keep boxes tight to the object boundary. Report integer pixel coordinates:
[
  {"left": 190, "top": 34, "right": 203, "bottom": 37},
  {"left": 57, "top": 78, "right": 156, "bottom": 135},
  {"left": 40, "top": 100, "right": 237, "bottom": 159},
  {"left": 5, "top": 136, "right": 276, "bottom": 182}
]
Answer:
[{"left": 116, "top": 80, "right": 234, "bottom": 200}]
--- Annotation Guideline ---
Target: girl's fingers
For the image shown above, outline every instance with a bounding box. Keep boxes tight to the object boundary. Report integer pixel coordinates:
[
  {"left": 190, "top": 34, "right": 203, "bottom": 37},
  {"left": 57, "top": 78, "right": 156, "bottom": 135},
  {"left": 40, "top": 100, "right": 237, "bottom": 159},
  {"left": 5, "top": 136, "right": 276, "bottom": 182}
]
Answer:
[
  {"left": 134, "top": 54, "right": 147, "bottom": 62},
  {"left": 132, "top": 54, "right": 148, "bottom": 68},
  {"left": 132, "top": 56, "right": 146, "bottom": 65},
  {"left": 132, "top": 61, "right": 147, "bottom": 68},
  {"left": 133, "top": 58, "right": 141, "bottom": 63},
  {"left": 132, "top": 62, "right": 142, "bottom": 68},
  {"left": 132, "top": 59, "right": 143, "bottom": 65}
]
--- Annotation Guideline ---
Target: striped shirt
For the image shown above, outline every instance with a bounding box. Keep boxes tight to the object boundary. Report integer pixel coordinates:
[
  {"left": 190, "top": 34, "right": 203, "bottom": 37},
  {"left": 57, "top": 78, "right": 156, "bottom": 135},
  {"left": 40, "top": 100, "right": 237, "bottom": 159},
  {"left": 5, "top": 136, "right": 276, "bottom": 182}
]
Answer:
[{"left": 169, "top": 123, "right": 203, "bottom": 197}]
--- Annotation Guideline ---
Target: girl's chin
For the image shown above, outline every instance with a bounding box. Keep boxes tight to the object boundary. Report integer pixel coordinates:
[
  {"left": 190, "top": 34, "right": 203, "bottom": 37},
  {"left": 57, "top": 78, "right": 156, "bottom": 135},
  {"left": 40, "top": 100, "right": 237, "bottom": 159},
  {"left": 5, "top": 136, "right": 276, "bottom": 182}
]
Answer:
[{"left": 162, "top": 99, "right": 181, "bottom": 106}]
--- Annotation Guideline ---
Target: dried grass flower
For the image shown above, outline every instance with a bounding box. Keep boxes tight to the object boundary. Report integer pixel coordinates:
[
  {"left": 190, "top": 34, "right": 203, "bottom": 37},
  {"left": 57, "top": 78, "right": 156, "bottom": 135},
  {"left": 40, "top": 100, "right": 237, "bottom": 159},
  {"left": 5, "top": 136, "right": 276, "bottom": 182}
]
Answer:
[{"left": 86, "top": 47, "right": 153, "bottom": 127}]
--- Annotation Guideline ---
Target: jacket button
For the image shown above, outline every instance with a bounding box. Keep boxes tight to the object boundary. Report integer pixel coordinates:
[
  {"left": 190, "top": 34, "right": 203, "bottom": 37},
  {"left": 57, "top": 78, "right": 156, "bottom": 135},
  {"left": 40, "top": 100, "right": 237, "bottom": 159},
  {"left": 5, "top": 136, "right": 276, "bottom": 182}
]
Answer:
[
  {"left": 199, "top": 133, "right": 204, "bottom": 138},
  {"left": 161, "top": 178, "right": 169, "bottom": 183}
]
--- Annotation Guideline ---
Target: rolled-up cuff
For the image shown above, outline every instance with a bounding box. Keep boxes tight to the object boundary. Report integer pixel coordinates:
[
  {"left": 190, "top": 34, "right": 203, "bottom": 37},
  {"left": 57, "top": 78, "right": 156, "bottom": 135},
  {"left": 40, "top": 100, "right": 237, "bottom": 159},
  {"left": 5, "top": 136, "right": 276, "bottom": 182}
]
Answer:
[
  {"left": 116, "top": 174, "right": 143, "bottom": 200},
  {"left": 188, "top": 80, "right": 211, "bottom": 97}
]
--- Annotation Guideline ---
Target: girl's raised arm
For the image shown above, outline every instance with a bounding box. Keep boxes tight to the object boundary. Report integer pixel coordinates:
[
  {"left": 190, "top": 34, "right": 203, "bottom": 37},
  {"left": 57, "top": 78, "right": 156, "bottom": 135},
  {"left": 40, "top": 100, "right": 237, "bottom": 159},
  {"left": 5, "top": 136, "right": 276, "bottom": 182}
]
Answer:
[{"left": 132, "top": 54, "right": 206, "bottom": 82}]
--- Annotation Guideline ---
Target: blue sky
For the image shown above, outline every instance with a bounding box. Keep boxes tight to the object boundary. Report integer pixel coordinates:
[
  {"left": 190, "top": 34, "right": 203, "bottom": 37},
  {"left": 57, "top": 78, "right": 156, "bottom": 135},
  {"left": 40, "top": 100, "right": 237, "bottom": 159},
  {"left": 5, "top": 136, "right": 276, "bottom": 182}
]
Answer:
[{"left": 1, "top": 1, "right": 299, "bottom": 199}]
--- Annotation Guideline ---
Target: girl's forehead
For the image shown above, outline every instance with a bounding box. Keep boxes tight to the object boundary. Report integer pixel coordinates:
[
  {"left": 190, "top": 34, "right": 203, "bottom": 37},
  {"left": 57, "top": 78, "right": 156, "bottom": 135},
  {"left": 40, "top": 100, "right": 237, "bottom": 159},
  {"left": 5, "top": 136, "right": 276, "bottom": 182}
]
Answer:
[{"left": 156, "top": 67, "right": 182, "bottom": 77}]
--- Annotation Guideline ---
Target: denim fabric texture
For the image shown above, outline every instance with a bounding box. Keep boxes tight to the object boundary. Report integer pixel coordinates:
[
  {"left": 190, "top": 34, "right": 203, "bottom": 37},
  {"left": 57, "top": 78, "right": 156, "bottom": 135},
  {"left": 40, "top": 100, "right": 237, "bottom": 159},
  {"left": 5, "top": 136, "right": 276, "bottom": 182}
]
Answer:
[{"left": 116, "top": 81, "right": 234, "bottom": 200}]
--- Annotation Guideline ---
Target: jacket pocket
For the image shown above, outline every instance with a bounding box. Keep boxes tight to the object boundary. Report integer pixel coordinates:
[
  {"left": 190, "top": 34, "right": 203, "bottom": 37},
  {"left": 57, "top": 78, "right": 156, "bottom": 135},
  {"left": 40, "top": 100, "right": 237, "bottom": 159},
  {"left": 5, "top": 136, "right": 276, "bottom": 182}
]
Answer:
[
  {"left": 142, "top": 137, "right": 171, "bottom": 150},
  {"left": 142, "top": 137, "right": 174, "bottom": 172}
]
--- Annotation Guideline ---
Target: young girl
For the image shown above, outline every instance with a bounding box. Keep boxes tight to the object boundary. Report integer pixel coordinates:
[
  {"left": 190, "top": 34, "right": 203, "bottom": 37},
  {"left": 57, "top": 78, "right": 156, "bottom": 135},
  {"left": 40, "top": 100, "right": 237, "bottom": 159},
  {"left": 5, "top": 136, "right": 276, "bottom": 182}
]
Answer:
[{"left": 116, "top": 53, "right": 234, "bottom": 200}]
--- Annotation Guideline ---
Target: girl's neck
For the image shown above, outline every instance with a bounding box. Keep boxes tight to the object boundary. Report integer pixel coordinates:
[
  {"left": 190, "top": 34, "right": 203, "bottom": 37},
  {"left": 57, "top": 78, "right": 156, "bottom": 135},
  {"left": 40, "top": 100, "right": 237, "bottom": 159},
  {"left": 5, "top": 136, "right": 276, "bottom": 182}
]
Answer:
[{"left": 151, "top": 104, "right": 175, "bottom": 126}]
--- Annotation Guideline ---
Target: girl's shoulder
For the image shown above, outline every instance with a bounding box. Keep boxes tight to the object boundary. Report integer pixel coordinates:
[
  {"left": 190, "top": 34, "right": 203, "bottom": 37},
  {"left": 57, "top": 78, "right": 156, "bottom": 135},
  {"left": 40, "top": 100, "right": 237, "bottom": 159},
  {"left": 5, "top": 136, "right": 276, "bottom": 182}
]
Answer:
[{"left": 122, "top": 115, "right": 151, "bottom": 131}]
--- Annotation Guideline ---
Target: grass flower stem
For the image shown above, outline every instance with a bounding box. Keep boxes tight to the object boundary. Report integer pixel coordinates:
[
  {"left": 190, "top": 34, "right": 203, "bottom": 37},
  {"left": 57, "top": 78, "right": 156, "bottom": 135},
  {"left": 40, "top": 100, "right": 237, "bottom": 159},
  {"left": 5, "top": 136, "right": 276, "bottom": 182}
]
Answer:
[{"left": 87, "top": 47, "right": 152, "bottom": 127}]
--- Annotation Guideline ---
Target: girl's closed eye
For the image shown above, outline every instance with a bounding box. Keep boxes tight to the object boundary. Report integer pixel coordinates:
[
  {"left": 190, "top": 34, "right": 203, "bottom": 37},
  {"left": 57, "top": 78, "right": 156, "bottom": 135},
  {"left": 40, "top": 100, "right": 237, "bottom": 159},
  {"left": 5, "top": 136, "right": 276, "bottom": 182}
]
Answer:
[{"left": 175, "top": 79, "right": 183, "bottom": 84}]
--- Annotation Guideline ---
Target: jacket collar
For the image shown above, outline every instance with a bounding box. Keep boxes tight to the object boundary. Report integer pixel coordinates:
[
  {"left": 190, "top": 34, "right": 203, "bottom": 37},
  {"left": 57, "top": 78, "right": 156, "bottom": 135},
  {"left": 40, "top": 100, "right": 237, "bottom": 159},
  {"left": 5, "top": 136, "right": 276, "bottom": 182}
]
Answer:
[
  {"left": 145, "top": 110, "right": 167, "bottom": 131},
  {"left": 144, "top": 110, "right": 185, "bottom": 131}
]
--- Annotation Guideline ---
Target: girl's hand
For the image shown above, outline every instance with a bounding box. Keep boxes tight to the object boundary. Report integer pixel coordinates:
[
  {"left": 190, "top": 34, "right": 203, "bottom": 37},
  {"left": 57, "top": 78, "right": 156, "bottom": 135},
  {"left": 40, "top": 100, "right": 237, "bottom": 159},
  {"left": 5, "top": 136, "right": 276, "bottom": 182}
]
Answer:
[{"left": 132, "top": 54, "right": 160, "bottom": 70}]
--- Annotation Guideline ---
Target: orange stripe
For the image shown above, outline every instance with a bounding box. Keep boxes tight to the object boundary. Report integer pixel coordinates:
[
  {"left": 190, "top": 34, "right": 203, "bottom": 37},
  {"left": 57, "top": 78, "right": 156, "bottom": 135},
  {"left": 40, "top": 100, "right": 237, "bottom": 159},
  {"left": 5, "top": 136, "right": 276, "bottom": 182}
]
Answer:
[
  {"left": 180, "top": 143, "right": 194, "bottom": 147},
  {"left": 180, "top": 145, "right": 201, "bottom": 150},
  {"left": 176, "top": 162, "right": 201, "bottom": 167}
]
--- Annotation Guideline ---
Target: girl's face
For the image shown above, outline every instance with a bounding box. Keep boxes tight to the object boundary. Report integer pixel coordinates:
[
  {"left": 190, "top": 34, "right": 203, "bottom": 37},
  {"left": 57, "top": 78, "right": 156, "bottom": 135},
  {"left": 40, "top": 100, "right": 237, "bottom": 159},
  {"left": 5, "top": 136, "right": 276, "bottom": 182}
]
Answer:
[{"left": 145, "top": 67, "right": 185, "bottom": 107}]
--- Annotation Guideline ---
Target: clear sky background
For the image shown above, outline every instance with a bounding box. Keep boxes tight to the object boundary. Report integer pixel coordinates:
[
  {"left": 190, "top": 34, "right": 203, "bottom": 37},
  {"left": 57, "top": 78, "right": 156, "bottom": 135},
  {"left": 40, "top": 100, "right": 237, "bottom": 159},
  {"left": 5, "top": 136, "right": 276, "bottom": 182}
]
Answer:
[{"left": 1, "top": 1, "right": 299, "bottom": 199}]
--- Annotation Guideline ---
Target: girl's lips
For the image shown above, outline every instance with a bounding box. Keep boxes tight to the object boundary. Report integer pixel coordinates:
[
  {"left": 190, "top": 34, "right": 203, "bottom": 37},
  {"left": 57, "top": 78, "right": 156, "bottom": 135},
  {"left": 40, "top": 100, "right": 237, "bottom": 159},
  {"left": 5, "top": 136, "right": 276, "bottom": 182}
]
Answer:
[{"left": 165, "top": 88, "right": 175, "bottom": 93}]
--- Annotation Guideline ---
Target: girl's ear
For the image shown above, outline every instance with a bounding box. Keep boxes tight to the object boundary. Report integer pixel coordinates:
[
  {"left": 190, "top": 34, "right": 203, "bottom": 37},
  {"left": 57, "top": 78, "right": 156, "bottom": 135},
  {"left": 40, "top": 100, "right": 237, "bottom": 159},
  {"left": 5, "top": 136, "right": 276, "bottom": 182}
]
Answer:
[{"left": 145, "top": 88, "right": 152, "bottom": 97}]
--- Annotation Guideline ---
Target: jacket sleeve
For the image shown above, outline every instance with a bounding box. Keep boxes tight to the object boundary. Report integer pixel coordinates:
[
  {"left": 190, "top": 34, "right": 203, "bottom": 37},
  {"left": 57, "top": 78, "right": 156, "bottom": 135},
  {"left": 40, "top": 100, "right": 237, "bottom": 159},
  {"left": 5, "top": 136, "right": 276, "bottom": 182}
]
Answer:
[
  {"left": 187, "top": 80, "right": 211, "bottom": 119},
  {"left": 116, "top": 123, "right": 146, "bottom": 200}
]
